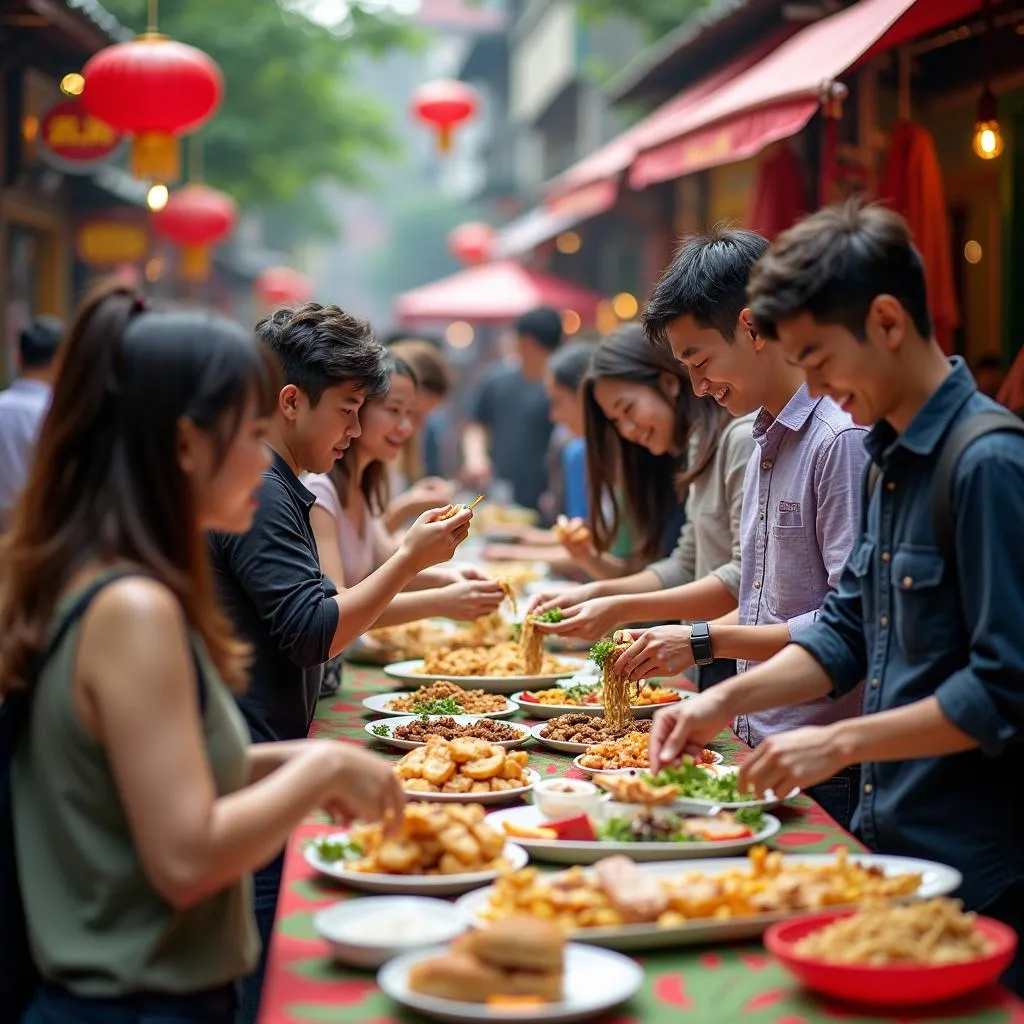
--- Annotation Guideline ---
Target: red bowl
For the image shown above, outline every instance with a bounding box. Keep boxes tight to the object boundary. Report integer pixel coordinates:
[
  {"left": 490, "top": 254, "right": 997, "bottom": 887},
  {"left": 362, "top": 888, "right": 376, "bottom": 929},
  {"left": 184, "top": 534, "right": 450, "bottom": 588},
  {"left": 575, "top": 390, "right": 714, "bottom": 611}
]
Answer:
[{"left": 764, "top": 909, "right": 1017, "bottom": 1008}]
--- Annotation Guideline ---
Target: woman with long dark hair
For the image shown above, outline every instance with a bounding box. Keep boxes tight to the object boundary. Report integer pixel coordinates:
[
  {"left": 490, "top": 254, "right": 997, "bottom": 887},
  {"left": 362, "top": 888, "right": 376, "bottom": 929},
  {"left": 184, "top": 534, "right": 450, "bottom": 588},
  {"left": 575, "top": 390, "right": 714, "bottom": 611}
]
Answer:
[
  {"left": 531, "top": 323, "right": 754, "bottom": 689},
  {"left": 0, "top": 283, "right": 404, "bottom": 1023}
]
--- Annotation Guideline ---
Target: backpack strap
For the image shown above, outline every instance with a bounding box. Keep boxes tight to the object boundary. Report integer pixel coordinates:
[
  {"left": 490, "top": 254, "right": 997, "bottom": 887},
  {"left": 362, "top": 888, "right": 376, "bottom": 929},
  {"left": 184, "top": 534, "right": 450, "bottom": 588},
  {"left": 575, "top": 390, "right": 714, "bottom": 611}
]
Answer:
[{"left": 931, "top": 411, "right": 1024, "bottom": 564}]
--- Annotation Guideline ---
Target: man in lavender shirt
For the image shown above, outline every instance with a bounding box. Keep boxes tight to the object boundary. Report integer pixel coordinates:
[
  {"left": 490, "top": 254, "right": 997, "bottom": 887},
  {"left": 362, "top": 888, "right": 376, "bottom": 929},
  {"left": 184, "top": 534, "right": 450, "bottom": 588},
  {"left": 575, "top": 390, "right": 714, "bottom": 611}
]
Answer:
[
  {"left": 616, "top": 228, "right": 866, "bottom": 828},
  {"left": 0, "top": 316, "right": 63, "bottom": 530}
]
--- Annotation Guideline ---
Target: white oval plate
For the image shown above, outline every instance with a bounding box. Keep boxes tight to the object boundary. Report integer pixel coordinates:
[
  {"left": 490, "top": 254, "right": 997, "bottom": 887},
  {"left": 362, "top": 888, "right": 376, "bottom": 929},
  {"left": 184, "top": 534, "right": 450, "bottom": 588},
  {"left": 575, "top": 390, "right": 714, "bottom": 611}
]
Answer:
[
  {"left": 366, "top": 716, "right": 533, "bottom": 752},
  {"left": 403, "top": 767, "right": 542, "bottom": 805},
  {"left": 385, "top": 658, "right": 587, "bottom": 695},
  {"left": 379, "top": 941, "right": 643, "bottom": 1024},
  {"left": 511, "top": 688, "right": 687, "bottom": 720},
  {"left": 305, "top": 834, "right": 529, "bottom": 896},
  {"left": 486, "top": 804, "right": 780, "bottom": 864},
  {"left": 454, "top": 855, "right": 964, "bottom": 952},
  {"left": 363, "top": 692, "right": 519, "bottom": 719},
  {"left": 573, "top": 750, "right": 723, "bottom": 776}
]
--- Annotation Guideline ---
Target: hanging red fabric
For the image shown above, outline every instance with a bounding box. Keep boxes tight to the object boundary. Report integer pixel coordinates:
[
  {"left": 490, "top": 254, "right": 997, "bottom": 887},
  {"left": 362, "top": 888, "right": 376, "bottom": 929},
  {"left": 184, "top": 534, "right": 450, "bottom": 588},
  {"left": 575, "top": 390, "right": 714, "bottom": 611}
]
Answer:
[{"left": 748, "top": 142, "right": 808, "bottom": 240}]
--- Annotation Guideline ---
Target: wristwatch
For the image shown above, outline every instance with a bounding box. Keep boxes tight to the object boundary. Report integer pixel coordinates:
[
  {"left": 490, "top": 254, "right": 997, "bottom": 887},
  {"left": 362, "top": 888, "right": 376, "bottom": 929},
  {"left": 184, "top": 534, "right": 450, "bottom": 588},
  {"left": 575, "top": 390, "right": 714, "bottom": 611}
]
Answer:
[{"left": 689, "top": 621, "right": 714, "bottom": 667}]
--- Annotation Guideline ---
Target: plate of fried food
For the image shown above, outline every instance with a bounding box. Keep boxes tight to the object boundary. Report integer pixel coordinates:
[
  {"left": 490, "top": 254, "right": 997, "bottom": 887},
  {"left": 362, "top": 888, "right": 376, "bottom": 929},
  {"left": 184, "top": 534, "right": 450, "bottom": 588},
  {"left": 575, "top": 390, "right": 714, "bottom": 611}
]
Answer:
[
  {"left": 530, "top": 715, "right": 652, "bottom": 754},
  {"left": 367, "top": 716, "right": 533, "bottom": 752},
  {"left": 364, "top": 683, "right": 519, "bottom": 720},
  {"left": 455, "top": 848, "right": 962, "bottom": 952},
  {"left": 305, "top": 803, "right": 529, "bottom": 896},
  {"left": 348, "top": 621, "right": 460, "bottom": 666},
  {"left": 765, "top": 898, "right": 1018, "bottom": 1008},
  {"left": 385, "top": 649, "right": 585, "bottom": 695},
  {"left": 574, "top": 734, "right": 723, "bottom": 775},
  {"left": 380, "top": 916, "right": 643, "bottom": 1023},
  {"left": 396, "top": 736, "right": 541, "bottom": 804},
  {"left": 491, "top": 802, "right": 780, "bottom": 864},
  {"left": 512, "top": 680, "right": 685, "bottom": 719}
]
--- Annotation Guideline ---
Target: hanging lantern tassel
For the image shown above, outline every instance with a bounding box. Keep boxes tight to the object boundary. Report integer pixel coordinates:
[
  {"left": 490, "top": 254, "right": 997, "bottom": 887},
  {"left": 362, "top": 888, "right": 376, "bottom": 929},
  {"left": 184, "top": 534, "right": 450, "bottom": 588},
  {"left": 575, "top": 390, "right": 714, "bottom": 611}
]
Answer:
[
  {"left": 180, "top": 243, "right": 210, "bottom": 281},
  {"left": 131, "top": 130, "right": 180, "bottom": 182},
  {"left": 410, "top": 79, "right": 479, "bottom": 156}
]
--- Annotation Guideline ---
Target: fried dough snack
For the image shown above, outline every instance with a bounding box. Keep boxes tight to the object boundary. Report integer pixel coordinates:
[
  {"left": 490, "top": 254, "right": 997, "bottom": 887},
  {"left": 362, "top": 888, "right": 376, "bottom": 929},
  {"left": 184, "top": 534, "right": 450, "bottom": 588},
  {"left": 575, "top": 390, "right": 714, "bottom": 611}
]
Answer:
[
  {"left": 348, "top": 801, "right": 507, "bottom": 876},
  {"left": 366, "top": 621, "right": 457, "bottom": 660},
  {"left": 595, "top": 774, "right": 680, "bottom": 805},
  {"left": 435, "top": 495, "right": 485, "bottom": 522},
  {"left": 554, "top": 515, "right": 591, "bottom": 545},
  {"left": 479, "top": 847, "right": 924, "bottom": 931},
  {"left": 396, "top": 735, "right": 531, "bottom": 794},
  {"left": 419, "top": 643, "right": 570, "bottom": 679},
  {"left": 579, "top": 731, "right": 650, "bottom": 770},
  {"left": 385, "top": 681, "right": 510, "bottom": 715}
]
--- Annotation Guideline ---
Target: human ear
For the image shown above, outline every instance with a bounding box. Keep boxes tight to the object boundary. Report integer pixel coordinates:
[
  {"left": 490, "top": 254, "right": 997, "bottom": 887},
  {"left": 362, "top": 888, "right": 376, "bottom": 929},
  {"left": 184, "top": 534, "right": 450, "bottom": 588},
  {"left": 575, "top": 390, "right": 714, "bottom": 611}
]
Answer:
[
  {"left": 738, "top": 307, "right": 765, "bottom": 351},
  {"left": 659, "top": 371, "right": 681, "bottom": 400},
  {"left": 176, "top": 417, "right": 199, "bottom": 475},
  {"left": 869, "top": 295, "right": 907, "bottom": 351},
  {"left": 279, "top": 384, "right": 300, "bottom": 421}
]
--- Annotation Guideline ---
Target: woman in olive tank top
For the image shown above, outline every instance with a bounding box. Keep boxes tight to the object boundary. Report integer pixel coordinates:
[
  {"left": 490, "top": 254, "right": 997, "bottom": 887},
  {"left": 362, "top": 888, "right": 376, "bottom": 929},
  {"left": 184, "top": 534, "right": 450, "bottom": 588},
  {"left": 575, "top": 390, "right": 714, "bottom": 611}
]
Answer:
[{"left": 0, "top": 284, "right": 405, "bottom": 1023}]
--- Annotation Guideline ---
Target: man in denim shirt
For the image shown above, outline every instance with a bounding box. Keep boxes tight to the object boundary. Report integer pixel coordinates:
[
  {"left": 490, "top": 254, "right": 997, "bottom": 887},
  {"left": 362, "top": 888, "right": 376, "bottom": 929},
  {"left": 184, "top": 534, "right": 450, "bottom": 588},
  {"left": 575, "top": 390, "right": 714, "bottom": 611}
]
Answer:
[{"left": 648, "top": 201, "right": 1024, "bottom": 993}]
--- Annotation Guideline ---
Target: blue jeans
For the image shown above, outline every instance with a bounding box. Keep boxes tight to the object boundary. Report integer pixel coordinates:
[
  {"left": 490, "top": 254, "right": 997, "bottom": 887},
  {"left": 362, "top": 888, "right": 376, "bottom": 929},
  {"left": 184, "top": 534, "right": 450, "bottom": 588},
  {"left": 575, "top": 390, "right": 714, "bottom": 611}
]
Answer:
[
  {"left": 23, "top": 982, "right": 236, "bottom": 1024},
  {"left": 237, "top": 854, "right": 284, "bottom": 1024},
  {"left": 806, "top": 766, "right": 859, "bottom": 832}
]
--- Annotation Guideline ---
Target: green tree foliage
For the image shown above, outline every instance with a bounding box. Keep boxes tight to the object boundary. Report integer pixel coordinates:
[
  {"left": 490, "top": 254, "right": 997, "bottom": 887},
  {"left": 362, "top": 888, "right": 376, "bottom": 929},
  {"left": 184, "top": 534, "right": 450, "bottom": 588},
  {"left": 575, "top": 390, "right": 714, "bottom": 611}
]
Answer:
[
  {"left": 102, "top": 0, "right": 421, "bottom": 208},
  {"left": 577, "top": 0, "right": 716, "bottom": 43}
]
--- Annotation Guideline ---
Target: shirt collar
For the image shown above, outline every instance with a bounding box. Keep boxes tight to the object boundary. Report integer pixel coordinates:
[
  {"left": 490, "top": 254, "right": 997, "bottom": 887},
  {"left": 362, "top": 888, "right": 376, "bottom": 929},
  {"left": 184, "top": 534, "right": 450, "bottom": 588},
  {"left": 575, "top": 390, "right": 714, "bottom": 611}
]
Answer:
[
  {"left": 865, "top": 357, "right": 976, "bottom": 463},
  {"left": 752, "top": 382, "right": 819, "bottom": 441},
  {"left": 269, "top": 447, "right": 316, "bottom": 509},
  {"left": 10, "top": 377, "right": 51, "bottom": 397}
]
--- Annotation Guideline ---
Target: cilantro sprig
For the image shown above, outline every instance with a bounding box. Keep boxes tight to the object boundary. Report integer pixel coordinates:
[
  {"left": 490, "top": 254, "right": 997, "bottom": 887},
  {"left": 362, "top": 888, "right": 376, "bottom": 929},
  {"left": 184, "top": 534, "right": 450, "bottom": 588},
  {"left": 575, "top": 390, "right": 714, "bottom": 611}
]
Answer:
[
  {"left": 371, "top": 723, "right": 390, "bottom": 737},
  {"left": 589, "top": 637, "right": 616, "bottom": 669},
  {"left": 411, "top": 696, "right": 462, "bottom": 716},
  {"left": 647, "top": 757, "right": 753, "bottom": 803},
  {"left": 309, "top": 835, "right": 362, "bottom": 863},
  {"left": 535, "top": 608, "right": 565, "bottom": 624}
]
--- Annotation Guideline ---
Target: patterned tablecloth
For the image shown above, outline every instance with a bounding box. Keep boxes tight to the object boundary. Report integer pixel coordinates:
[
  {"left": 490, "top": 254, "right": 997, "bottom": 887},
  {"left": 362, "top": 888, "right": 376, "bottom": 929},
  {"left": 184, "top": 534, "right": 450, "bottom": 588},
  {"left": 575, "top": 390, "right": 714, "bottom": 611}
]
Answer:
[{"left": 257, "top": 665, "right": 1024, "bottom": 1024}]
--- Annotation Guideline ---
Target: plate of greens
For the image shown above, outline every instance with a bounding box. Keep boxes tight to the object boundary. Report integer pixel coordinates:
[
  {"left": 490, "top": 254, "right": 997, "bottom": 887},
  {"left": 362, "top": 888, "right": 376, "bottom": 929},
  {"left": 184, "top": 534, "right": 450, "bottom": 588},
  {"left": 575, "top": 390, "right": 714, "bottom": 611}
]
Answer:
[
  {"left": 362, "top": 690, "right": 519, "bottom": 720},
  {"left": 641, "top": 760, "right": 800, "bottom": 811},
  {"left": 486, "top": 803, "right": 779, "bottom": 864}
]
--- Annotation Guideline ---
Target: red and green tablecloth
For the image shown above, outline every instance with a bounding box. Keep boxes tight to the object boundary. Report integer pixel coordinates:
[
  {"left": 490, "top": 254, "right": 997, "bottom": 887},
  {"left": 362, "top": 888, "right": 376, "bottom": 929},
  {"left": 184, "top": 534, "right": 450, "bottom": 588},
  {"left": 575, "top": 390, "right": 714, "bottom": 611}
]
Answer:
[{"left": 257, "top": 665, "right": 1024, "bottom": 1024}]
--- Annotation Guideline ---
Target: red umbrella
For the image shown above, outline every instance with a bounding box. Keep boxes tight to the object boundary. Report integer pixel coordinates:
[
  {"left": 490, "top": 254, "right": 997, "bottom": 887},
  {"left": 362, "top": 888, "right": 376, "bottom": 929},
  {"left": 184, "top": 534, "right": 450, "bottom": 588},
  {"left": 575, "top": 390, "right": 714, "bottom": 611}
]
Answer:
[{"left": 395, "top": 261, "right": 605, "bottom": 326}]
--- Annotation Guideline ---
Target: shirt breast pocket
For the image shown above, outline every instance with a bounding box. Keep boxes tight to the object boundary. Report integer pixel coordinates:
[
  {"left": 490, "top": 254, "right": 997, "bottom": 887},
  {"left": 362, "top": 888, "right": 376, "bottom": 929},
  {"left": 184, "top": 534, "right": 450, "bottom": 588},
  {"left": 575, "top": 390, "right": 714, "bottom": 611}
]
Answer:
[
  {"left": 765, "top": 523, "right": 814, "bottom": 619},
  {"left": 891, "top": 546, "right": 950, "bottom": 661},
  {"left": 845, "top": 537, "right": 875, "bottom": 624}
]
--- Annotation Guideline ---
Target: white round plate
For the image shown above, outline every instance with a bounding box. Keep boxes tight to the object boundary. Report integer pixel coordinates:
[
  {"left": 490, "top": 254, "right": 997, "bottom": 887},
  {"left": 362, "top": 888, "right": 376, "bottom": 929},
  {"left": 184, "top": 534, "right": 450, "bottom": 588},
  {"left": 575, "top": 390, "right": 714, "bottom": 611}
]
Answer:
[
  {"left": 403, "top": 768, "right": 542, "bottom": 805},
  {"left": 366, "top": 716, "right": 533, "bottom": 752},
  {"left": 529, "top": 722, "right": 598, "bottom": 755},
  {"left": 304, "top": 833, "right": 529, "bottom": 896},
  {"left": 512, "top": 688, "right": 687, "bottom": 720},
  {"left": 378, "top": 941, "right": 643, "bottom": 1023},
  {"left": 362, "top": 692, "right": 519, "bottom": 719},
  {"left": 385, "top": 658, "right": 587, "bottom": 695},
  {"left": 573, "top": 750, "right": 723, "bottom": 776},
  {"left": 486, "top": 804, "right": 780, "bottom": 864},
  {"left": 665, "top": 764, "right": 800, "bottom": 811},
  {"left": 455, "top": 855, "right": 964, "bottom": 952}
]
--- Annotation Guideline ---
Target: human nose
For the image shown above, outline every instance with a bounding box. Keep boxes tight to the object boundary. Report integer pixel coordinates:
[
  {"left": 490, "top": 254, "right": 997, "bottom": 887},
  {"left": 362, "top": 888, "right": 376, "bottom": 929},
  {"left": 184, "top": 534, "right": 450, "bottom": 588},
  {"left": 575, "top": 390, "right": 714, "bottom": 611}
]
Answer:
[{"left": 348, "top": 412, "right": 362, "bottom": 439}]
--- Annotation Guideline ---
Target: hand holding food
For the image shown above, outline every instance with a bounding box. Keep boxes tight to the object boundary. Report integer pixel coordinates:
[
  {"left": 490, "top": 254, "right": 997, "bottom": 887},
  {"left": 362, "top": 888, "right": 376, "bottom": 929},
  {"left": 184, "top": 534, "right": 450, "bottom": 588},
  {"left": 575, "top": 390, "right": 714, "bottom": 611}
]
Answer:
[
  {"left": 434, "top": 494, "right": 485, "bottom": 522},
  {"left": 319, "top": 743, "right": 406, "bottom": 830},
  {"left": 648, "top": 688, "right": 733, "bottom": 774},
  {"left": 554, "top": 515, "right": 591, "bottom": 546},
  {"left": 432, "top": 579, "right": 507, "bottom": 621},
  {"left": 534, "top": 597, "right": 626, "bottom": 641},
  {"left": 613, "top": 624, "right": 697, "bottom": 682},
  {"left": 526, "top": 582, "right": 599, "bottom": 618},
  {"left": 400, "top": 506, "right": 474, "bottom": 572},
  {"left": 395, "top": 735, "right": 531, "bottom": 794},
  {"left": 739, "top": 724, "right": 851, "bottom": 802}
]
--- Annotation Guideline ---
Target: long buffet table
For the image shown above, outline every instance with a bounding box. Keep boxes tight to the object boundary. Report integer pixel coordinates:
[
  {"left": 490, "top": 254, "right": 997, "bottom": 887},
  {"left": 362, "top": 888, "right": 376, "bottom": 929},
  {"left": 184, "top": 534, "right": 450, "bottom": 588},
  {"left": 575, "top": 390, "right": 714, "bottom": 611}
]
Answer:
[{"left": 257, "top": 664, "right": 1024, "bottom": 1024}]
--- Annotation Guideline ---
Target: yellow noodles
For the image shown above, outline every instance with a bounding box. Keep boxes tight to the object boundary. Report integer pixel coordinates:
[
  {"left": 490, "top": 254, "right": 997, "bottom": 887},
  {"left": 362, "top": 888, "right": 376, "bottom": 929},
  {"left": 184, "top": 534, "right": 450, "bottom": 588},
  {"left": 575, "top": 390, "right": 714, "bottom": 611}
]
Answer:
[
  {"left": 602, "top": 632, "right": 638, "bottom": 730},
  {"left": 520, "top": 616, "right": 544, "bottom": 675}
]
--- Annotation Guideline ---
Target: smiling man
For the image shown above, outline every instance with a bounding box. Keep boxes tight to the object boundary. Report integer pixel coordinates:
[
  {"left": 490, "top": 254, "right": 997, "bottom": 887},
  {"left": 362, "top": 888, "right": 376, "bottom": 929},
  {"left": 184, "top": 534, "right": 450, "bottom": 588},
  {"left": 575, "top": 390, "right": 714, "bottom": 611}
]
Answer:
[
  {"left": 617, "top": 225, "right": 867, "bottom": 828},
  {"left": 645, "top": 201, "right": 1024, "bottom": 994}
]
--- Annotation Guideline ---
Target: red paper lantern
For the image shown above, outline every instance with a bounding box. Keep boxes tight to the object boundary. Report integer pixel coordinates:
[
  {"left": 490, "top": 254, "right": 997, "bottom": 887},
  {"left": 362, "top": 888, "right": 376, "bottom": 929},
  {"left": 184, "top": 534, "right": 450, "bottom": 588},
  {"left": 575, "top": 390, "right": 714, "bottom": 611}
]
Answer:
[
  {"left": 255, "top": 266, "right": 314, "bottom": 307},
  {"left": 151, "top": 184, "right": 236, "bottom": 281},
  {"left": 448, "top": 222, "right": 494, "bottom": 265},
  {"left": 82, "top": 34, "right": 223, "bottom": 182},
  {"left": 410, "top": 80, "right": 479, "bottom": 152}
]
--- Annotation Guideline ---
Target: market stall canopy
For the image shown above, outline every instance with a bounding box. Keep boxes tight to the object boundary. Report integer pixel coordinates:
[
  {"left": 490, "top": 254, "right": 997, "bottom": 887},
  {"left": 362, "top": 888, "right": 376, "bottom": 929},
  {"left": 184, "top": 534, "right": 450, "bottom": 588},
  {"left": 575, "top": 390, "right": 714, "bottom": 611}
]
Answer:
[
  {"left": 491, "top": 205, "right": 594, "bottom": 260},
  {"left": 394, "top": 261, "right": 605, "bottom": 326},
  {"left": 629, "top": 0, "right": 995, "bottom": 189}
]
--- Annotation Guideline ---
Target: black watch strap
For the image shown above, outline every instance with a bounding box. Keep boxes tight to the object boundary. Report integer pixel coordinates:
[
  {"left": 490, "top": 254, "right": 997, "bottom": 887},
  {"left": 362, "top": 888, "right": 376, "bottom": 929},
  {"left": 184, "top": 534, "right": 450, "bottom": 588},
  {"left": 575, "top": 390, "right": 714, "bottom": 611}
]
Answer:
[{"left": 689, "top": 621, "right": 714, "bottom": 667}]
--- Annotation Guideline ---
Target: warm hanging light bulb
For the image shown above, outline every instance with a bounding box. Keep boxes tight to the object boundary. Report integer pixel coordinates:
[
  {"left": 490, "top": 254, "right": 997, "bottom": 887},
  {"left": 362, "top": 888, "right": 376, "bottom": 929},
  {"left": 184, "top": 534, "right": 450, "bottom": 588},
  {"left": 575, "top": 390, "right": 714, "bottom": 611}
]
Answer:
[{"left": 973, "top": 86, "right": 1003, "bottom": 160}]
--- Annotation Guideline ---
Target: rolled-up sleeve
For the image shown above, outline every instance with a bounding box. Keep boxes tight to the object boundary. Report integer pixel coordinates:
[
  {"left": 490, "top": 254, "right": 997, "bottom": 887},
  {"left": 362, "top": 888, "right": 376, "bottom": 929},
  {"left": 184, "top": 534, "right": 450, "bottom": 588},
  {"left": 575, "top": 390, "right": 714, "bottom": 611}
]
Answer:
[
  {"left": 648, "top": 519, "right": 695, "bottom": 589},
  {"left": 935, "top": 435, "right": 1024, "bottom": 755},
  {"left": 214, "top": 477, "right": 339, "bottom": 669}
]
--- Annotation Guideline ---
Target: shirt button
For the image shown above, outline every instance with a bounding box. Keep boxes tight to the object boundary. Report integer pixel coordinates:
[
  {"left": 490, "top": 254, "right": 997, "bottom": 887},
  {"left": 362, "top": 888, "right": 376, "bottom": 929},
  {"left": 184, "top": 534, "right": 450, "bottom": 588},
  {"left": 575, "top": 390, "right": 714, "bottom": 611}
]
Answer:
[
  {"left": 753, "top": 580, "right": 761, "bottom": 589},
  {"left": 864, "top": 783, "right": 873, "bottom": 795},
  {"left": 761, "top": 459, "right": 773, "bottom": 471},
  {"left": 870, "top": 678, "right": 879, "bottom": 688},
  {"left": 902, "top": 576, "right": 913, "bottom": 588},
  {"left": 886, "top": 481, "right": 896, "bottom": 491},
  {"left": 881, "top": 551, "right": 891, "bottom": 563},
  {"left": 880, "top": 616, "right": 889, "bottom": 628},
  {"left": 759, "top": 512, "right": 765, "bottom": 521}
]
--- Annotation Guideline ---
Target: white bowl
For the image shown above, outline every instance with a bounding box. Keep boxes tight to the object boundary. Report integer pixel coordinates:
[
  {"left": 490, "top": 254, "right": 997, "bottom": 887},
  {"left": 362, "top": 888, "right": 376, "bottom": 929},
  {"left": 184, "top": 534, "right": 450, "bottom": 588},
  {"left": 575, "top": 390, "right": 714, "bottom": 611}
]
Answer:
[
  {"left": 313, "top": 896, "right": 467, "bottom": 969},
  {"left": 532, "top": 778, "right": 609, "bottom": 821}
]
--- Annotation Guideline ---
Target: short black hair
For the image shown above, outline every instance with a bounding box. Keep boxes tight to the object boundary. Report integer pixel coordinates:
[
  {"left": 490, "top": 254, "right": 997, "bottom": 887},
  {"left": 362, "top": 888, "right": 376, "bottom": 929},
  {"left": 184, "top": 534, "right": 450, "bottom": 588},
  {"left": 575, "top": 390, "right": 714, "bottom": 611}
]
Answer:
[
  {"left": 643, "top": 226, "right": 769, "bottom": 346},
  {"left": 19, "top": 315, "right": 64, "bottom": 369},
  {"left": 748, "top": 200, "right": 933, "bottom": 342},
  {"left": 255, "top": 303, "right": 389, "bottom": 406},
  {"left": 548, "top": 341, "right": 593, "bottom": 392},
  {"left": 515, "top": 307, "right": 563, "bottom": 351}
]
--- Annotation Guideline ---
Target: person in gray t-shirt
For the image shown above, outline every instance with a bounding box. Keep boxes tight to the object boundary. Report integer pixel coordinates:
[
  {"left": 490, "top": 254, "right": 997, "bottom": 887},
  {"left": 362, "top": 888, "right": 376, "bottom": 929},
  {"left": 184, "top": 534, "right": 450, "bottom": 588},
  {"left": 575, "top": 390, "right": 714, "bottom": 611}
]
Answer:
[{"left": 462, "top": 307, "right": 563, "bottom": 513}]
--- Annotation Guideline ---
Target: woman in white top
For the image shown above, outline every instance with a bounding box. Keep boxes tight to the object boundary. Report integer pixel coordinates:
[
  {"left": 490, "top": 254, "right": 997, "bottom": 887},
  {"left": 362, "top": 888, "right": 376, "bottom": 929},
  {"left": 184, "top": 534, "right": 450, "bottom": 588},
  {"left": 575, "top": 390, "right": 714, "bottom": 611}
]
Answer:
[{"left": 306, "top": 354, "right": 504, "bottom": 623}]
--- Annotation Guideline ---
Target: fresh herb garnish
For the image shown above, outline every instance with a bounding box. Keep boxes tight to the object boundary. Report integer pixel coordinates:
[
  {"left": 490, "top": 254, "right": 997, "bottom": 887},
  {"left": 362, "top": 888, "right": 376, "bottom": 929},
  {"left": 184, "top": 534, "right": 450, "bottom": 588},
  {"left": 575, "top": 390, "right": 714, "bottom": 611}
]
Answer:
[
  {"left": 559, "top": 681, "right": 601, "bottom": 702},
  {"left": 371, "top": 723, "right": 390, "bottom": 737},
  {"left": 733, "top": 805, "right": 766, "bottom": 830},
  {"left": 589, "top": 637, "right": 615, "bottom": 668},
  {"left": 511, "top": 622, "right": 522, "bottom": 642},
  {"left": 411, "top": 696, "right": 462, "bottom": 716},
  {"left": 647, "top": 758, "right": 753, "bottom": 803},
  {"left": 309, "top": 835, "right": 362, "bottom": 862},
  {"left": 535, "top": 608, "right": 564, "bottom": 623},
  {"left": 596, "top": 812, "right": 695, "bottom": 844}
]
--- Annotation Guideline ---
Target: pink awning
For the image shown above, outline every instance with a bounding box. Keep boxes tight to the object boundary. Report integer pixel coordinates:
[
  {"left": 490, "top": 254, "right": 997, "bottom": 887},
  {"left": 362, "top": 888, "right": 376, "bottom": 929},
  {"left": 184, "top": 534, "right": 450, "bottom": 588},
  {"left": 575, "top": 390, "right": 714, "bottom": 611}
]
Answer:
[
  {"left": 394, "top": 261, "right": 605, "bottom": 326},
  {"left": 630, "top": 0, "right": 988, "bottom": 189}
]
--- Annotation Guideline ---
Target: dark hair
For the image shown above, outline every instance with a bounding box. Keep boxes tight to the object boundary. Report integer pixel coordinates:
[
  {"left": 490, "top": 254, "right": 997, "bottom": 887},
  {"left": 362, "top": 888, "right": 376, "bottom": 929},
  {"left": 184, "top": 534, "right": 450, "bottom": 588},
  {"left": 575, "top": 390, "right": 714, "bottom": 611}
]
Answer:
[
  {"left": 515, "top": 306, "right": 563, "bottom": 352},
  {"left": 643, "top": 226, "right": 770, "bottom": 346},
  {"left": 256, "top": 303, "right": 389, "bottom": 406},
  {"left": 748, "top": 200, "right": 933, "bottom": 341},
  {"left": 548, "top": 342, "right": 593, "bottom": 392},
  {"left": 0, "top": 282, "right": 280, "bottom": 695},
  {"left": 19, "top": 315, "right": 64, "bottom": 369},
  {"left": 329, "top": 354, "right": 418, "bottom": 515},
  {"left": 389, "top": 340, "right": 452, "bottom": 398},
  {"left": 583, "top": 324, "right": 728, "bottom": 560},
  {"left": 974, "top": 354, "right": 1003, "bottom": 373}
]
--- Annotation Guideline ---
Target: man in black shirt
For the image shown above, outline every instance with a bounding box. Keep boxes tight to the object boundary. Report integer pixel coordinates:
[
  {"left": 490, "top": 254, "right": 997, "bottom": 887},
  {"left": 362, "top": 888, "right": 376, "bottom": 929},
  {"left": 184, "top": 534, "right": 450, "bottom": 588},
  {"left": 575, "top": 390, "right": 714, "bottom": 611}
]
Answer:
[{"left": 209, "top": 304, "right": 477, "bottom": 1022}]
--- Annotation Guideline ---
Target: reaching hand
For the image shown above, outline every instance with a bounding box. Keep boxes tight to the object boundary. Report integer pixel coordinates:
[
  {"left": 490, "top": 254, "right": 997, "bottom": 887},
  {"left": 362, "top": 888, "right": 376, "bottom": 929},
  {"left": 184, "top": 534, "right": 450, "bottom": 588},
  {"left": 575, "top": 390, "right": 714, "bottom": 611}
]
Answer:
[
  {"left": 399, "top": 506, "right": 473, "bottom": 573},
  {"left": 648, "top": 690, "right": 732, "bottom": 774},
  {"left": 534, "top": 596, "right": 624, "bottom": 641},
  {"left": 432, "top": 579, "right": 506, "bottom": 620},
  {"left": 739, "top": 726, "right": 849, "bottom": 800},
  {"left": 614, "top": 626, "right": 696, "bottom": 683},
  {"left": 526, "top": 582, "right": 598, "bottom": 617},
  {"left": 320, "top": 743, "right": 406, "bottom": 831}
]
